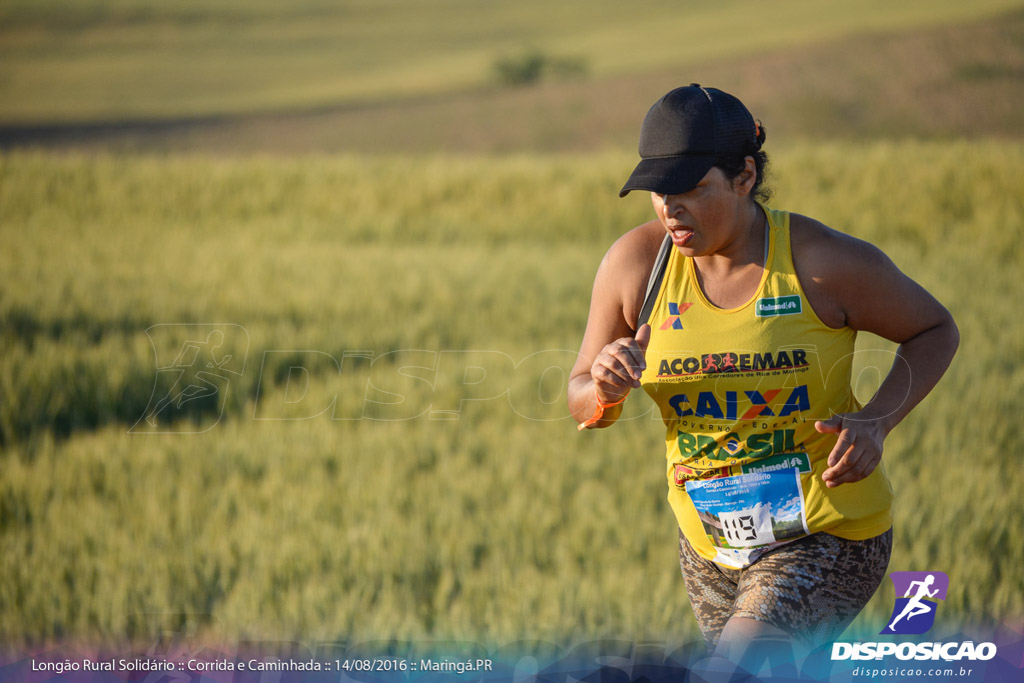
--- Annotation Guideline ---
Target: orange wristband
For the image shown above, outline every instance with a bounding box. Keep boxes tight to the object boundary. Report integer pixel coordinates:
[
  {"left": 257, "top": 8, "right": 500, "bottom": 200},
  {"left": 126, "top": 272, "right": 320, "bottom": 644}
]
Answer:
[{"left": 577, "top": 395, "right": 627, "bottom": 431}]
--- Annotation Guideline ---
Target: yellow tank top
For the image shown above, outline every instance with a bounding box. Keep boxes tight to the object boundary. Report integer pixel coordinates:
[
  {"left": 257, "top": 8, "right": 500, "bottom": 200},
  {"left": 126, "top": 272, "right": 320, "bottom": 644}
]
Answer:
[{"left": 640, "top": 204, "right": 892, "bottom": 568}]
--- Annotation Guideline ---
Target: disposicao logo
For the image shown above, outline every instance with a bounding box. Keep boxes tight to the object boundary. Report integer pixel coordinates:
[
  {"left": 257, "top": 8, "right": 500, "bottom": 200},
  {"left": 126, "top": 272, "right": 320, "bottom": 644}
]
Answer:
[
  {"left": 831, "top": 569, "right": 998, "bottom": 664},
  {"left": 882, "top": 571, "right": 949, "bottom": 635},
  {"left": 755, "top": 295, "right": 801, "bottom": 317}
]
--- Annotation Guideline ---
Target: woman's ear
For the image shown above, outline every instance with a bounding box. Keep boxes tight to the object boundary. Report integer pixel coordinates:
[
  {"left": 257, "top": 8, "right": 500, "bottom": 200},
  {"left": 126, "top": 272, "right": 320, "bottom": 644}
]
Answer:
[{"left": 735, "top": 156, "right": 757, "bottom": 196}]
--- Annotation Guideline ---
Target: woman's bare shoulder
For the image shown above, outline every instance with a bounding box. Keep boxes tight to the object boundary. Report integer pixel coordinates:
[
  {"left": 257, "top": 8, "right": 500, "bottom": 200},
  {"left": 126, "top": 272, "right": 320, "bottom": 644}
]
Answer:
[
  {"left": 789, "top": 212, "right": 900, "bottom": 328},
  {"left": 790, "top": 212, "right": 891, "bottom": 279},
  {"left": 597, "top": 220, "right": 666, "bottom": 327},
  {"left": 604, "top": 220, "right": 666, "bottom": 266},
  {"left": 790, "top": 212, "right": 882, "bottom": 255}
]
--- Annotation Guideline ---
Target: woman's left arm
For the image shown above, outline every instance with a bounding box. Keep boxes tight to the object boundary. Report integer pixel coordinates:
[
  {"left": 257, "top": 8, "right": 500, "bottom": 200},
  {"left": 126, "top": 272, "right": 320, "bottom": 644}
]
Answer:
[{"left": 793, "top": 216, "right": 960, "bottom": 488}]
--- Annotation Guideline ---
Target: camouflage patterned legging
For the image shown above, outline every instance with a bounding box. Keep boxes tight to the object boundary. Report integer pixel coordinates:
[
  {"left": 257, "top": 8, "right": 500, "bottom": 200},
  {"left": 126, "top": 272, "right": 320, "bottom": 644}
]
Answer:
[{"left": 678, "top": 528, "right": 893, "bottom": 651}]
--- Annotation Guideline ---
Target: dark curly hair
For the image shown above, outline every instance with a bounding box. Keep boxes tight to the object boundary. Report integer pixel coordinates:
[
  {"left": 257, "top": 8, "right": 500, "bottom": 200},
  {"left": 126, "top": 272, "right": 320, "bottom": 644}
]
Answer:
[{"left": 715, "top": 120, "right": 771, "bottom": 203}]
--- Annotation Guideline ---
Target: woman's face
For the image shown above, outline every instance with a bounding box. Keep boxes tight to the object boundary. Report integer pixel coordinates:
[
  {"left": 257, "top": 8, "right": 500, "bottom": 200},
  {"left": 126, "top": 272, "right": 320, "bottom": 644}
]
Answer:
[{"left": 650, "top": 159, "right": 756, "bottom": 258}]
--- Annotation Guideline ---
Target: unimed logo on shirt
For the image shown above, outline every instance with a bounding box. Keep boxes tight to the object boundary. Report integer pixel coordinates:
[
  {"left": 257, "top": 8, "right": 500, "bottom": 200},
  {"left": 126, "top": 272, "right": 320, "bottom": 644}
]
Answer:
[{"left": 755, "top": 295, "right": 802, "bottom": 317}]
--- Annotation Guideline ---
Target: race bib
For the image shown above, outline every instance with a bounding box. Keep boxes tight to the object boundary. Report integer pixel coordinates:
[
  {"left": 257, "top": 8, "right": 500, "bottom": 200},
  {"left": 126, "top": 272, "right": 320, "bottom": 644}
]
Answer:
[{"left": 685, "top": 469, "right": 809, "bottom": 569}]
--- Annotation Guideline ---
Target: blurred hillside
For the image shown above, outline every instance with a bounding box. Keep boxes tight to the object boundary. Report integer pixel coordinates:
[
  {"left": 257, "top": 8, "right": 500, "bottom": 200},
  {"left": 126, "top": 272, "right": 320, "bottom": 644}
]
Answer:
[{"left": 1, "top": 0, "right": 1022, "bottom": 153}]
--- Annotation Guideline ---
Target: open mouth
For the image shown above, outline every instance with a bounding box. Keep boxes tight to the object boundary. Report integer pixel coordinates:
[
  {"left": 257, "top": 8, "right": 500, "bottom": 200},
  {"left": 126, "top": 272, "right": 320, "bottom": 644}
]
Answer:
[{"left": 669, "top": 226, "right": 693, "bottom": 246}]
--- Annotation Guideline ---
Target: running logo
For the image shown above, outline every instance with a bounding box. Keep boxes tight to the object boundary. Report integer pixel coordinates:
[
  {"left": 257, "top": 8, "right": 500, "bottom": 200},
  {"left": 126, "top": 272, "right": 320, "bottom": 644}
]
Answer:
[
  {"left": 131, "top": 324, "right": 250, "bottom": 434},
  {"left": 881, "top": 571, "right": 949, "bottom": 635},
  {"left": 660, "top": 302, "right": 693, "bottom": 330}
]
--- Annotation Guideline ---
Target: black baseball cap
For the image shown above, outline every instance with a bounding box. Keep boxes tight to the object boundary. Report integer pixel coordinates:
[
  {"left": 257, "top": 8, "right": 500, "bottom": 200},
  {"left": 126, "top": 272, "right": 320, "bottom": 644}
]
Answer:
[{"left": 619, "top": 84, "right": 759, "bottom": 197}]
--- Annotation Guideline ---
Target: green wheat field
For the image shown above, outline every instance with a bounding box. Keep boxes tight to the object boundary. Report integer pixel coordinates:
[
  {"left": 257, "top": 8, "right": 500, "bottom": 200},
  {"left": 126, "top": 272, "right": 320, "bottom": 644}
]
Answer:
[{"left": 2, "top": 0, "right": 1023, "bottom": 656}]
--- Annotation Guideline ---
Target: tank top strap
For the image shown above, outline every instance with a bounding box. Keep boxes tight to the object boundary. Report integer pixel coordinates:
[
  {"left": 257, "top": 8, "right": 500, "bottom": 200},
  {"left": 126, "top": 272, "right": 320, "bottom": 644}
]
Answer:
[{"left": 760, "top": 203, "right": 802, "bottom": 301}]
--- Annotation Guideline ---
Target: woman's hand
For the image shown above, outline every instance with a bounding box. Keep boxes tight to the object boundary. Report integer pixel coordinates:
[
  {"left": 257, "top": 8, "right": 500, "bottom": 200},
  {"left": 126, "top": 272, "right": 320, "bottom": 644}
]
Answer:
[
  {"left": 815, "top": 413, "right": 887, "bottom": 488},
  {"left": 590, "top": 324, "right": 651, "bottom": 404},
  {"left": 567, "top": 221, "right": 668, "bottom": 429}
]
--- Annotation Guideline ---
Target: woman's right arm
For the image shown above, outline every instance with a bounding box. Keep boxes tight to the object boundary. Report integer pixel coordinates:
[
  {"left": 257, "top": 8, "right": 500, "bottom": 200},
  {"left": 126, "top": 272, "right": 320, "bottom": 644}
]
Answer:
[{"left": 568, "top": 222, "right": 662, "bottom": 429}]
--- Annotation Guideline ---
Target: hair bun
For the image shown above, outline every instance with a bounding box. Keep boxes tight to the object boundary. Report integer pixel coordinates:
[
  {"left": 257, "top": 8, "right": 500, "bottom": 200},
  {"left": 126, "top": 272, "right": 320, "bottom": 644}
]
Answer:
[{"left": 753, "top": 120, "right": 767, "bottom": 150}]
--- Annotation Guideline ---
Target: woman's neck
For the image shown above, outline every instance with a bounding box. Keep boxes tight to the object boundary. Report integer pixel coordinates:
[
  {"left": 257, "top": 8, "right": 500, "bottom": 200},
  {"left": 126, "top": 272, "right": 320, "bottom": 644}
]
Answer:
[
  {"left": 692, "top": 202, "right": 767, "bottom": 308},
  {"left": 694, "top": 201, "right": 765, "bottom": 273}
]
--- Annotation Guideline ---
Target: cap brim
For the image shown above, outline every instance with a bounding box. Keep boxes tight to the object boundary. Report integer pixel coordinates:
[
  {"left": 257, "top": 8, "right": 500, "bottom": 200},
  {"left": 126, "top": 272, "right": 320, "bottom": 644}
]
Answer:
[{"left": 618, "top": 154, "right": 716, "bottom": 198}]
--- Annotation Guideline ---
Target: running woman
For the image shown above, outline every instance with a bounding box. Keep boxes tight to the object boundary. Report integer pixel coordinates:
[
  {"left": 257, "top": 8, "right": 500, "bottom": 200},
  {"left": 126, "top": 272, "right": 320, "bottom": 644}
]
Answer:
[
  {"left": 889, "top": 574, "right": 940, "bottom": 631},
  {"left": 567, "top": 85, "right": 959, "bottom": 674}
]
